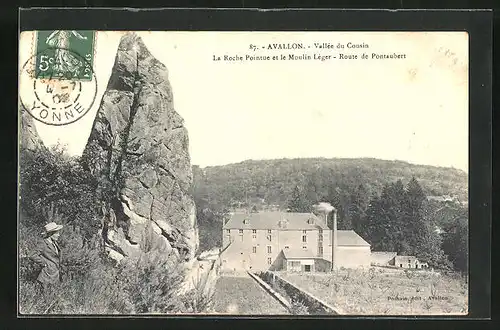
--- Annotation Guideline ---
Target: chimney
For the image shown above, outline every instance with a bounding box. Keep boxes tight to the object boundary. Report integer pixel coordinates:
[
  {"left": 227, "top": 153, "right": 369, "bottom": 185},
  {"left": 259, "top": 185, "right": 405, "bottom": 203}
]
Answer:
[{"left": 331, "top": 207, "right": 338, "bottom": 271}]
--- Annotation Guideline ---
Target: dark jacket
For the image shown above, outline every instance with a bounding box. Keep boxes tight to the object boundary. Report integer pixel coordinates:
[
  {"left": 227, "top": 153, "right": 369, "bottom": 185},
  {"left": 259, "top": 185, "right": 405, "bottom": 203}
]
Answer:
[{"left": 30, "top": 237, "right": 61, "bottom": 285}]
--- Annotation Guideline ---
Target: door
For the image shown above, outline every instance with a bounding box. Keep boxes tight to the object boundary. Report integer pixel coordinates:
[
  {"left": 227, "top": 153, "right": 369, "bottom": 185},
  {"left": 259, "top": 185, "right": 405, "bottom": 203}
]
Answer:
[{"left": 304, "top": 265, "right": 311, "bottom": 272}]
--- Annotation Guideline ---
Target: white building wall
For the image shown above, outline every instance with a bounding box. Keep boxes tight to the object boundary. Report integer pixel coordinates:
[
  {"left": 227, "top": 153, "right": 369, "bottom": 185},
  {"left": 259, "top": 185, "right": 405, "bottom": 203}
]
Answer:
[{"left": 323, "top": 245, "right": 371, "bottom": 269}]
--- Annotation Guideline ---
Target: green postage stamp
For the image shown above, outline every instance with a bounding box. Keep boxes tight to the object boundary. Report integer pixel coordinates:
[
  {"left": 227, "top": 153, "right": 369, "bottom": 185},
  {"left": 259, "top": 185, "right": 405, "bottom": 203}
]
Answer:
[
  {"left": 19, "top": 30, "right": 98, "bottom": 126},
  {"left": 34, "top": 30, "right": 95, "bottom": 80}
]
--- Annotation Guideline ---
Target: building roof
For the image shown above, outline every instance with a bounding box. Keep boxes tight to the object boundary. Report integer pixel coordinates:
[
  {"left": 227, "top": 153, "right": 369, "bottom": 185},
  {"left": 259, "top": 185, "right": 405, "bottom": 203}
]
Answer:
[
  {"left": 395, "top": 255, "right": 418, "bottom": 261},
  {"left": 371, "top": 251, "right": 397, "bottom": 258},
  {"left": 223, "top": 211, "right": 329, "bottom": 230},
  {"left": 282, "top": 248, "right": 317, "bottom": 259},
  {"left": 370, "top": 251, "right": 397, "bottom": 264},
  {"left": 336, "top": 230, "right": 370, "bottom": 247}
]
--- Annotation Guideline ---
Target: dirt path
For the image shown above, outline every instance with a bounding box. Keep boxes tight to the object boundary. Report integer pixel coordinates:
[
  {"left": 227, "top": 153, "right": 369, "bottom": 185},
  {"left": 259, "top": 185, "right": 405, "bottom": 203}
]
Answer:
[{"left": 212, "top": 274, "right": 289, "bottom": 315}]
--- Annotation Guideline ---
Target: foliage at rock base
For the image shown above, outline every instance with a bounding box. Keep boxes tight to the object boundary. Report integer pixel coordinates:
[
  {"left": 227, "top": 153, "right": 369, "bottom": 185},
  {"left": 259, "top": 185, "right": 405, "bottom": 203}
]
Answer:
[{"left": 18, "top": 145, "right": 211, "bottom": 314}]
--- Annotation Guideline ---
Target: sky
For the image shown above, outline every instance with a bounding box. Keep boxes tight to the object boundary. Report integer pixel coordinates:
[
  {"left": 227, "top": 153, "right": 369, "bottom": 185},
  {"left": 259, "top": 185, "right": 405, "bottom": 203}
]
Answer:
[{"left": 19, "top": 31, "right": 469, "bottom": 172}]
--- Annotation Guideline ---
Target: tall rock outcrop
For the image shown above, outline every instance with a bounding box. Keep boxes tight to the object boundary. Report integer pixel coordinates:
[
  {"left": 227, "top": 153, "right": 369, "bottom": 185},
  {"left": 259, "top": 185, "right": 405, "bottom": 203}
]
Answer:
[
  {"left": 20, "top": 108, "right": 44, "bottom": 151},
  {"left": 82, "top": 33, "right": 198, "bottom": 262}
]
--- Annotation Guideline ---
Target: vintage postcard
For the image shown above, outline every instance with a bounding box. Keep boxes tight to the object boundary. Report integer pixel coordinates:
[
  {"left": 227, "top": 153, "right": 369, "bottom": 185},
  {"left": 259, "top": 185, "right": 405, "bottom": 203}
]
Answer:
[{"left": 18, "top": 29, "right": 469, "bottom": 316}]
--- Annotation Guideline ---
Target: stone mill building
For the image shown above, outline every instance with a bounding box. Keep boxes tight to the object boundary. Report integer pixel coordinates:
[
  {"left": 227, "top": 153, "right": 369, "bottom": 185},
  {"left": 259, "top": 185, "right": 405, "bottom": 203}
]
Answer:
[{"left": 220, "top": 208, "right": 371, "bottom": 272}]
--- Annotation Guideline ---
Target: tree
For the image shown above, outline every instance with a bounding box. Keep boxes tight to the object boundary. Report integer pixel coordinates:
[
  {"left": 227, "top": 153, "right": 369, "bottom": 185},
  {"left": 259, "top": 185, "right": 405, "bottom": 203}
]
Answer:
[
  {"left": 373, "top": 180, "right": 406, "bottom": 252},
  {"left": 363, "top": 179, "right": 414, "bottom": 254},
  {"left": 192, "top": 166, "right": 227, "bottom": 251},
  {"left": 363, "top": 193, "right": 388, "bottom": 250},
  {"left": 402, "top": 177, "right": 450, "bottom": 268},
  {"left": 400, "top": 177, "right": 425, "bottom": 254},
  {"left": 348, "top": 184, "right": 369, "bottom": 235},
  {"left": 287, "top": 185, "right": 310, "bottom": 212},
  {"left": 324, "top": 184, "right": 350, "bottom": 229},
  {"left": 442, "top": 211, "right": 468, "bottom": 272}
]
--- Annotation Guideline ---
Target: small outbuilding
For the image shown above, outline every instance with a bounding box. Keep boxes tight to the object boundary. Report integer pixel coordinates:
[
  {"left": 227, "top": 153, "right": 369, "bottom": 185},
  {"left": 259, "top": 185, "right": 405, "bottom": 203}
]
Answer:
[
  {"left": 282, "top": 248, "right": 317, "bottom": 272},
  {"left": 391, "top": 255, "right": 429, "bottom": 269}
]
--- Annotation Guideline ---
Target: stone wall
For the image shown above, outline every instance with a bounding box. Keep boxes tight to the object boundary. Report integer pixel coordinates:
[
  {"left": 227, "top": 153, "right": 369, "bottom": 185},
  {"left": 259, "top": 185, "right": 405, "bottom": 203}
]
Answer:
[{"left": 257, "top": 271, "right": 339, "bottom": 315}]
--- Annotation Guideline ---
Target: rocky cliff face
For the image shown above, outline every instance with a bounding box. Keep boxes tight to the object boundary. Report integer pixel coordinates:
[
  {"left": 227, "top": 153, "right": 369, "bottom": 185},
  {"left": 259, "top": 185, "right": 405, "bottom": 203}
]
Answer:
[
  {"left": 20, "top": 109, "right": 44, "bottom": 151},
  {"left": 82, "top": 33, "right": 198, "bottom": 262}
]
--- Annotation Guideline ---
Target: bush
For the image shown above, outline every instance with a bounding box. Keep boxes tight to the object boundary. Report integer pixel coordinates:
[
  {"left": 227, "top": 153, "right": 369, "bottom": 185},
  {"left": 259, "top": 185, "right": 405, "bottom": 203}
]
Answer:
[
  {"left": 18, "top": 227, "right": 194, "bottom": 314},
  {"left": 59, "top": 225, "right": 104, "bottom": 281},
  {"left": 180, "top": 274, "right": 216, "bottom": 313},
  {"left": 289, "top": 295, "right": 309, "bottom": 315},
  {"left": 19, "top": 220, "right": 43, "bottom": 282},
  {"left": 19, "top": 145, "right": 102, "bottom": 239},
  {"left": 19, "top": 257, "right": 41, "bottom": 283},
  {"left": 120, "top": 249, "right": 187, "bottom": 314},
  {"left": 19, "top": 278, "right": 48, "bottom": 314},
  {"left": 18, "top": 144, "right": 202, "bottom": 315},
  {"left": 18, "top": 221, "right": 127, "bottom": 314}
]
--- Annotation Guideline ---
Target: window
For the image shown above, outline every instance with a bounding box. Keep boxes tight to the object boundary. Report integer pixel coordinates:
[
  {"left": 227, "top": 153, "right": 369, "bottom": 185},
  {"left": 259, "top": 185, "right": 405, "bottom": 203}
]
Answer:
[
  {"left": 252, "top": 246, "right": 257, "bottom": 253},
  {"left": 226, "top": 229, "right": 230, "bottom": 234},
  {"left": 319, "top": 229, "right": 323, "bottom": 234},
  {"left": 268, "top": 229, "right": 272, "bottom": 234},
  {"left": 318, "top": 246, "right": 323, "bottom": 254},
  {"left": 252, "top": 229, "right": 257, "bottom": 234},
  {"left": 267, "top": 235, "right": 272, "bottom": 242},
  {"left": 400, "top": 264, "right": 403, "bottom": 267},
  {"left": 284, "top": 245, "right": 289, "bottom": 249},
  {"left": 239, "top": 229, "right": 243, "bottom": 234},
  {"left": 243, "top": 219, "right": 249, "bottom": 224},
  {"left": 319, "top": 234, "right": 323, "bottom": 242},
  {"left": 302, "top": 246, "right": 307, "bottom": 249},
  {"left": 267, "top": 246, "right": 272, "bottom": 253},
  {"left": 267, "top": 257, "right": 272, "bottom": 265},
  {"left": 302, "top": 235, "right": 307, "bottom": 243},
  {"left": 303, "top": 230, "right": 307, "bottom": 234},
  {"left": 252, "top": 234, "right": 257, "bottom": 239}
]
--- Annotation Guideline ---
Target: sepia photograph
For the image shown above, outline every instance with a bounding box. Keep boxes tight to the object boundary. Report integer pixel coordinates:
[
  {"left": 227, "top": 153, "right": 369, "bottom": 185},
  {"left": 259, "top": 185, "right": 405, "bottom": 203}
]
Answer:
[{"left": 18, "top": 29, "right": 469, "bottom": 316}]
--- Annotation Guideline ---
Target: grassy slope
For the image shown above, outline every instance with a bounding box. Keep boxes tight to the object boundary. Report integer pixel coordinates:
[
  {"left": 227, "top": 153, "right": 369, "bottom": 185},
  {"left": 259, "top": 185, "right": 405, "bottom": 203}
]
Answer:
[
  {"left": 212, "top": 276, "right": 289, "bottom": 314},
  {"left": 279, "top": 268, "right": 468, "bottom": 315}
]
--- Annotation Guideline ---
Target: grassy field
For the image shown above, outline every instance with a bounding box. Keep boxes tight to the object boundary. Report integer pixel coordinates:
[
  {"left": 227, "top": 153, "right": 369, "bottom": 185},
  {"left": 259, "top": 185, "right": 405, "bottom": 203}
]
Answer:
[
  {"left": 278, "top": 267, "right": 468, "bottom": 315},
  {"left": 212, "top": 275, "right": 289, "bottom": 315}
]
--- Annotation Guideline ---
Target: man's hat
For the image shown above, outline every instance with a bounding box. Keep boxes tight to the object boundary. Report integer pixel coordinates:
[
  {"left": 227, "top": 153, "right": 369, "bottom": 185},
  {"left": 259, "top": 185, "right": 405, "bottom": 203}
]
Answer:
[{"left": 44, "top": 222, "right": 63, "bottom": 234}]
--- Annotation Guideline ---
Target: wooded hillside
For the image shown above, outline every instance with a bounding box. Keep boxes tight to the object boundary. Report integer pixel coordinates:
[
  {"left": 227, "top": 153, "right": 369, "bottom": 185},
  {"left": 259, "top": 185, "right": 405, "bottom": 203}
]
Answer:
[
  {"left": 192, "top": 158, "right": 468, "bottom": 272},
  {"left": 194, "top": 158, "right": 467, "bottom": 207}
]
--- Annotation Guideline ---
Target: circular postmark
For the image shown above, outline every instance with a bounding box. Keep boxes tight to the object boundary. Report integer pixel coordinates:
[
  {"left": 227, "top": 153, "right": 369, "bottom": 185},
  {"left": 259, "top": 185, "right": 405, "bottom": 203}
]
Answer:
[{"left": 19, "top": 47, "right": 97, "bottom": 126}]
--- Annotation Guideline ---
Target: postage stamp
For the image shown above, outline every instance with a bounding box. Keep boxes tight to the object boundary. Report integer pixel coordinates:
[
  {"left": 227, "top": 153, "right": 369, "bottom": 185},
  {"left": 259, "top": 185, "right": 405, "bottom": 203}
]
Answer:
[
  {"left": 19, "top": 30, "right": 97, "bottom": 126},
  {"left": 34, "top": 30, "right": 95, "bottom": 81}
]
